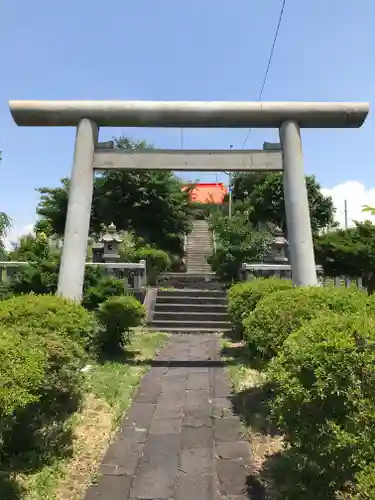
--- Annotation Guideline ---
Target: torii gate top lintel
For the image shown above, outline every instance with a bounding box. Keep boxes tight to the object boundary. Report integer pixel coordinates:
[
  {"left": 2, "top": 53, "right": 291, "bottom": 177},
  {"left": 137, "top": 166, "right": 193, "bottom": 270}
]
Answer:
[{"left": 9, "top": 100, "right": 369, "bottom": 128}]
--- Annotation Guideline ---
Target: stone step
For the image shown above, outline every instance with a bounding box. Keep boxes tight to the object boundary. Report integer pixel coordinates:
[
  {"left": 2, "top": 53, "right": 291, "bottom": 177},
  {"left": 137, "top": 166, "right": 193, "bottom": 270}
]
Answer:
[
  {"left": 149, "top": 326, "right": 232, "bottom": 333},
  {"left": 187, "top": 237, "right": 212, "bottom": 241},
  {"left": 186, "top": 251, "right": 211, "bottom": 254},
  {"left": 187, "top": 241, "right": 211, "bottom": 245},
  {"left": 157, "top": 289, "right": 226, "bottom": 298},
  {"left": 156, "top": 296, "right": 226, "bottom": 305},
  {"left": 188, "top": 232, "right": 211, "bottom": 235},
  {"left": 189, "top": 236, "right": 211, "bottom": 239},
  {"left": 186, "top": 242, "right": 212, "bottom": 246},
  {"left": 186, "top": 264, "right": 211, "bottom": 267},
  {"left": 186, "top": 269, "right": 212, "bottom": 274},
  {"left": 151, "top": 319, "right": 231, "bottom": 330},
  {"left": 186, "top": 250, "right": 211, "bottom": 254},
  {"left": 186, "top": 255, "right": 211, "bottom": 259},
  {"left": 186, "top": 261, "right": 211, "bottom": 265},
  {"left": 186, "top": 263, "right": 211, "bottom": 267},
  {"left": 186, "top": 262, "right": 211, "bottom": 266},
  {"left": 186, "top": 260, "right": 211, "bottom": 263},
  {"left": 188, "top": 234, "right": 211, "bottom": 238},
  {"left": 186, "top": 251, "right": 211, "bottom": 255},
  {"left": 153, "top": 311, "right": 230, "bottom": 322},
  {"left": 186, "top": 262, "right": 211, "bottom": 265},
  {"left": 154, "top": 302, "right": 228, "bottom": 313},
  {"left": 186, "top": 258, "right": 211, "bottom": 262},
  {"left": 186, "top": 264, "right": 212, "bottom": 276}
]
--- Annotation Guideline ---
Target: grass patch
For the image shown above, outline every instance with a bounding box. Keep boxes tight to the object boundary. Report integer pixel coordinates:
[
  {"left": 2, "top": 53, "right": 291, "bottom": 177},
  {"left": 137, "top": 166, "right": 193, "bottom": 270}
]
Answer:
[
  {"left": 9, "top": 328, "right": 168, "bottom": 500},
  {"left": 221, "top": 337, "right": 283, "bottom": 499}
]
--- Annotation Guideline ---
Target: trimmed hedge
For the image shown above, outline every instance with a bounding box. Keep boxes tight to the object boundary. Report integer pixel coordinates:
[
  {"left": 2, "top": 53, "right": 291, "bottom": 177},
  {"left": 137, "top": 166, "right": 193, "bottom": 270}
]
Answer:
[
  {"left": 82, "top": 276, "right": 126, "bottom": 311},
  {"left": 134, "top": 246, "right": 171, "bottom": 285},
  {"left": 243, "top": 286, "right": 375, "bottom": 360},
  {"left": 228, "top": 278, "right": 292, "bottom": 336},
  {"left": 268, "top": 312, "right": 375, "bottom": 497},
  {"left": 97, "top": 295, "right": 145, "bottom": 351},
  {"left": 0, "top": 326, "right": 45, "bottom": 419},
  {"left": 0, "top": 294, "right": 99, "bottom": 350},
  {"left": 0, "top": 295, "right": 91, "bottom": 461}
]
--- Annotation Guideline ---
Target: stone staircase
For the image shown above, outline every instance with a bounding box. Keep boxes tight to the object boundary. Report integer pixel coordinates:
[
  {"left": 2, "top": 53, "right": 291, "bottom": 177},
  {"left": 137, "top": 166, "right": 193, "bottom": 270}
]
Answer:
[
  {"left": 150, "top": 288, "right": 231, "bottom": 333},
  {"left": 186, "top": 220, "right": 213, "bottom": 275},
  {"left": 149, "top": 219, "right": 232, "bottom": 334}
]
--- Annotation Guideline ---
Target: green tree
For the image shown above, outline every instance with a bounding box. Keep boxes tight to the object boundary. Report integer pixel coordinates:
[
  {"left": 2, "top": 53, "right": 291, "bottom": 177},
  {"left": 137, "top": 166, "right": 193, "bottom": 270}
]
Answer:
[
  {"left": 9, "top": 232, "right": 52, "bottom": 262},
  {"left": 314, "top": 220, "right": 375, "bottom": 294},
  {"left": 0, "top": 212, "right": 11, "bottom": 260},
  {"left": 231, "top": 172, "right": 335, "bottom": 234},
  {"left": 36, "top": 137, "right": 192, "bottom": 255},
  {"left": 208, "top": 212, "right": 272, "bottom": 283}
]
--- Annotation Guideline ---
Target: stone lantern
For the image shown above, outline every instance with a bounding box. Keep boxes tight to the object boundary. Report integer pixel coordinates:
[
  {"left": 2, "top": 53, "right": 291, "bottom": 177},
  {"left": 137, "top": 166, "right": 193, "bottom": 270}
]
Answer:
[
  {"left": 101, "top": 223, "right": 122, "bottom": 262},
  {"left": 265, "top": 225, "right": 289, "bottom": 263}
]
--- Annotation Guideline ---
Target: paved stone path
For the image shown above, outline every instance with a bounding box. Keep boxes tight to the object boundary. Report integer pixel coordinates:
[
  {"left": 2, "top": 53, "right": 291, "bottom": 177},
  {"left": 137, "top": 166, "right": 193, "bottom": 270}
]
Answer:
[{"left": 85, "top": 334, "right": 252, "bottom": 500}]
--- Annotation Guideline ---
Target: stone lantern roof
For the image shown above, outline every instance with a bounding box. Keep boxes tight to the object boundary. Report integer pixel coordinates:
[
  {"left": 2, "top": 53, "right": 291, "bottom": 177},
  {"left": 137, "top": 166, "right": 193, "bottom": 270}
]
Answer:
[{"left": 100, "top": 222, "right": 123, "bottom": 243}]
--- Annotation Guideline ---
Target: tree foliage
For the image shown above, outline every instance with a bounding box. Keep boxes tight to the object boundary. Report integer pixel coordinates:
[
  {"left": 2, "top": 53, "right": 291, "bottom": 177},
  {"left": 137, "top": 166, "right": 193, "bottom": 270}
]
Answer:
[
  {"left": 231, "top": 172, "right": 335, "bottom": 234},
  {"left": 7, "top": 232, "right": 104, "bottom": 298},
  {"left": 314, "top": 221, "right": 375, "bottom": 293},
  {"left": 36, "top": 137, "right": 192, "bottom": 255},
  {"left": 0, "top": 212, "right": 11, "bottom": 260},
  {"left": 208, "top": 212, "right": 272, "bottom": 283}
]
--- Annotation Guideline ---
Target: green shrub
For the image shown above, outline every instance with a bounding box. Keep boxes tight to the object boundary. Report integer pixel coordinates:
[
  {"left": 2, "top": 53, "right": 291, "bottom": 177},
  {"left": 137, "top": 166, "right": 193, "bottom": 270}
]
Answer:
[
  {"left": 10, "top": 259, "right": 59, "bottom": 295},
  {"left": 0, "top": 310, "right": 85, "bottom": 462},
  {"left": 342, "top": 464, "right": 375, "bottom": 499},
  {"left": 7, "top": 230, "right": 106, "bottom": 296},
  {"left": 134, "top": 246, "right": 171, "bottom": 285},
  {"left": 82, "top": 276, "right": 126, "bottom": 311},
  {"left": 0, "top": 326, "right": 46, "bottom": 456},
  {"left": 228, "top": 278, "right": 292, "bottom": 337},
  {"left": 1, "top": 330, "right": 84, "bottom": 462},
  {"left": 170, "top": 254, "right": 184, "bottom": 272},
  {"left": 0, "top": 326, "right": 45, "bottom": 419},
  {"left": 0, "top": 294, "right": 98, "bottom": 350},
  {"left": 208, "top": 214, "right": 272, "bottom": 283},
  {"left": 244, "top": 286, "right": 374, "bottom": 360},
  {"left": 97, "top": 295, "right": 145, "bottom": 351},
  {"left": 83, "top": 264, "right": 106, "bottom": 290},
  {"left": 268, "top": 312, "right": 375, "bottom": 497}
]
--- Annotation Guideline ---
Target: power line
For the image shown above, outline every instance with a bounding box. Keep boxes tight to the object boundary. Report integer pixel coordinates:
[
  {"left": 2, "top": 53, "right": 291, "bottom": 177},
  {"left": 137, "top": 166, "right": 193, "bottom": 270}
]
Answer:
[{"left": 241, "top": 0, "right": 287, "bottom": 149}]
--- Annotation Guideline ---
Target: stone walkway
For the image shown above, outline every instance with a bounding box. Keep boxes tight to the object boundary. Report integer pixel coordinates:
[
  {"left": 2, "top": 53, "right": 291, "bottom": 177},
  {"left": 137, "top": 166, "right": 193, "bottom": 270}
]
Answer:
[{"left": 85, "top": 334, "right": 251, "bottom": 500}]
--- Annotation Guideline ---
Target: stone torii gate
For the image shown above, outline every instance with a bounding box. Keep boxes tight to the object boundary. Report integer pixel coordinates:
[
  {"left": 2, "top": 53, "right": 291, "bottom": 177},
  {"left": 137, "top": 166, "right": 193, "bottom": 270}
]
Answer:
[{"left": 9, "top": 100, "right": 369, "bottom": 301}]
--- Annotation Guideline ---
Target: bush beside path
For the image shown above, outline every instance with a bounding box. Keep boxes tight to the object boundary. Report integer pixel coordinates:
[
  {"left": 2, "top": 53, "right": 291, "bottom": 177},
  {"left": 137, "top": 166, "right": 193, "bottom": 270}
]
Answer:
[
  {"left": 225, "top": 279, "right": 375, "bottom": 499},
  {"left": 0, "top": 291, "right": 167, "bottom": 500}
]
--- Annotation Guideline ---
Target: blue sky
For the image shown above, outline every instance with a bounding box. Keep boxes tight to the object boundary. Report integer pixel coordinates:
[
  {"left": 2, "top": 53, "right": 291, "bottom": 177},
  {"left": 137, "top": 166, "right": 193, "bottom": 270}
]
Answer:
[{"left": 1, "top": 0, "right": 374, "bottom": 241}]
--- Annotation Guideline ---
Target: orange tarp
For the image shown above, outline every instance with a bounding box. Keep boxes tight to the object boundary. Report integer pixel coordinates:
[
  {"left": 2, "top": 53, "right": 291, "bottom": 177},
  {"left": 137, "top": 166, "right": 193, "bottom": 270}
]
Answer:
[{"left": 183, "top": 183, "right": 228, "bottom": 204}]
